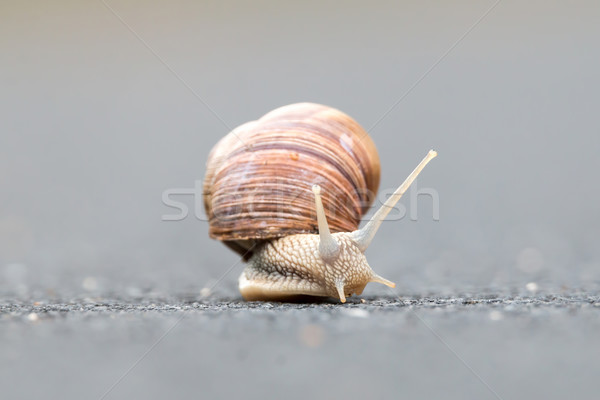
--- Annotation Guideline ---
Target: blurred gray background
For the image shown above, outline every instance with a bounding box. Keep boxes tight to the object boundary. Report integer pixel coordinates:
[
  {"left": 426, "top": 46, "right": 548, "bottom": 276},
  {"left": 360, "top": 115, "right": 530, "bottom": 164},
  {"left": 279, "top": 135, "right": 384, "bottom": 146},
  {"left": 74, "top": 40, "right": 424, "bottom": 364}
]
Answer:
[
  {"left": 1, "top": 1, "right": 599, "bottom": 399},
  {"left": 1, "top": 0, "right": 599, "bottom": 295}
]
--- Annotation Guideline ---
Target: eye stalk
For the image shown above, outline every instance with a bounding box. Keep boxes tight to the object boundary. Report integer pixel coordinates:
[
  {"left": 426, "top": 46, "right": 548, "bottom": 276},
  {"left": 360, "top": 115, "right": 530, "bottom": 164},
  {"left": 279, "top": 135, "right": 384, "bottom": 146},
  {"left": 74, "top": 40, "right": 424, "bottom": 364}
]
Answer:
[
  {"left": 350, "top": 149, "right": 437, "bottom": 252},
  {"left": 312, "top": 184, "right": 340, "bottom": 263}
]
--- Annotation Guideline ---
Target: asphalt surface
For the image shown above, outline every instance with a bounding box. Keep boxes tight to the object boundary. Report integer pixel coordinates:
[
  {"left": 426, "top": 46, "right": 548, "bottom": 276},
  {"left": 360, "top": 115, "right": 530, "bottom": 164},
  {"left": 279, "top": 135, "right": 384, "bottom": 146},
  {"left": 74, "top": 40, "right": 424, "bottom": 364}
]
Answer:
[{"left": 2, "top": 289, "right": 599, "bottom": 400}]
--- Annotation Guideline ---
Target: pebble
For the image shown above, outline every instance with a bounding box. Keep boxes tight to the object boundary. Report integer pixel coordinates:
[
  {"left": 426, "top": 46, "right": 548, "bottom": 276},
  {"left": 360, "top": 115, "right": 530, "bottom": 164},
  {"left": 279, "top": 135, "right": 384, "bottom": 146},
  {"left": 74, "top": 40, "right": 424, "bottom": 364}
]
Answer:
[
  {"left": 82, "top": 277, "right": 98, "bottom": 291},
  {"left": 299, "top": 324, "right": 325, "bottom": 348},
  {"left": 489, "top": 310, "right": 503, "bottom": 321},
  {"left": 526, "top": 282, "right": 539, "bottom": 293},
  {"left": 342, "top": 308, "right": 370, "bottom": 318}
]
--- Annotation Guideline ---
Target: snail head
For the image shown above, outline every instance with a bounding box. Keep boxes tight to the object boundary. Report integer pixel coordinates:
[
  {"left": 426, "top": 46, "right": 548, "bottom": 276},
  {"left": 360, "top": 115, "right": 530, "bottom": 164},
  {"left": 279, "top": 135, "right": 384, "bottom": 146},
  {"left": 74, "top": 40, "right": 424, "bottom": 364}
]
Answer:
[{"left": 311, "top": 149, "right": 437, "bottom": 302}]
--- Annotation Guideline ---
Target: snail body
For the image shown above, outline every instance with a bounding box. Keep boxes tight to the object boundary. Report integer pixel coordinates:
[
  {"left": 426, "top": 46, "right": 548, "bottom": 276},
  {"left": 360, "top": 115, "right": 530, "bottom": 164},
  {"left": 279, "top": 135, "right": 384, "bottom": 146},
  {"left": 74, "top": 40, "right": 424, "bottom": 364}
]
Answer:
[{"left": 203, "top": 103, "right": 436, "bottom": 302}]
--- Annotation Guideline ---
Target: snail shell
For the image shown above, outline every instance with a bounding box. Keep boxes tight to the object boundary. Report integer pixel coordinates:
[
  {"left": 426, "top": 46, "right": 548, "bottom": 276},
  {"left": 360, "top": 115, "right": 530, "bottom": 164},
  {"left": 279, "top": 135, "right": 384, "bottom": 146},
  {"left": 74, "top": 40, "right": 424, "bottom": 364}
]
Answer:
[{"left": 203, "top": 103, "right": 380, "bottom": 259}]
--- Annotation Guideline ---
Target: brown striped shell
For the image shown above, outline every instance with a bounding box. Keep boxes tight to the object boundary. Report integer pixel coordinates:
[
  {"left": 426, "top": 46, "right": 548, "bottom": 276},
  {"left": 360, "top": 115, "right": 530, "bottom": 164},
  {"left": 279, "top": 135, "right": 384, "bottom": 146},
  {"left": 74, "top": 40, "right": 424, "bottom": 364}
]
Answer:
[{"left": 203, "top": 103, "right": 380, "bottom": 259}]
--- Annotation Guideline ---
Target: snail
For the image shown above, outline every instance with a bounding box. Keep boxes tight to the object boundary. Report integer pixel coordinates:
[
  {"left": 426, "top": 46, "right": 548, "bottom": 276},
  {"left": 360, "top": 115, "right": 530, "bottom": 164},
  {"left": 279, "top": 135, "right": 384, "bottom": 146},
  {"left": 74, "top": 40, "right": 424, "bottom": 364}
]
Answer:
[{"left": 203, "top": 103, "right": 436, "bottom": 303}]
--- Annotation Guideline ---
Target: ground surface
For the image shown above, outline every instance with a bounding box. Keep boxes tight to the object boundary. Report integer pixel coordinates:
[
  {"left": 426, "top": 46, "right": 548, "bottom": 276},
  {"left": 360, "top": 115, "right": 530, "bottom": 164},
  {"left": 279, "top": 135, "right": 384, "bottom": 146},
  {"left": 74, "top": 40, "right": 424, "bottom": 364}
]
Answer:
[{"left": 2, "top": 289, "right": 599, "bottom": 400}]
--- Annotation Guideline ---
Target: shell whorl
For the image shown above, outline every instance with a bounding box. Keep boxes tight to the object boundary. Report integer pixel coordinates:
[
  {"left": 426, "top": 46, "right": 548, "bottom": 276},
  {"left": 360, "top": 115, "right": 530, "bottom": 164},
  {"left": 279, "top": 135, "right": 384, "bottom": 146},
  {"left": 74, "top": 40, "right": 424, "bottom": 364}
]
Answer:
[{"left": 203, "top": 103, "right": 380, "bottom": 257}]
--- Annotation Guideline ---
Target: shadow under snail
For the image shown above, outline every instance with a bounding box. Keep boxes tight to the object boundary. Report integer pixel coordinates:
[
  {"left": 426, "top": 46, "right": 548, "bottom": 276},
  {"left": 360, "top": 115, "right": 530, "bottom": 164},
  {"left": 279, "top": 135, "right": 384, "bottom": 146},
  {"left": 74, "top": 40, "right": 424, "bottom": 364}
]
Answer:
[{"left": 203, "top": 103, "right": 437, "bottom": 303}]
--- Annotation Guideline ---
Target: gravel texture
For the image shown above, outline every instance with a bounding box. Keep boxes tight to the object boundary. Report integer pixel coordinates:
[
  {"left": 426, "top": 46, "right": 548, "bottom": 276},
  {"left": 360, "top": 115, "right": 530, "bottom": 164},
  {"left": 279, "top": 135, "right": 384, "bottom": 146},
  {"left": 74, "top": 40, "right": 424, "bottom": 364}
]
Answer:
[
  {"left": 2, "top": 291, "right": 599, "bottom": 316},
  {"left": 2, "top": 290, "right": 599, "bottom": 400}
]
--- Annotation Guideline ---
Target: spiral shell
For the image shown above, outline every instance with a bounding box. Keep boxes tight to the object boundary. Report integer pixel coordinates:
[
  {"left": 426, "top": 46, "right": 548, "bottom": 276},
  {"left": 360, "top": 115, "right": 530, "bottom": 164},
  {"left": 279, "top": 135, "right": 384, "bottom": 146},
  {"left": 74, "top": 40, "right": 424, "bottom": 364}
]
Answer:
[{"left": 203, "top": 103, "right": 380, "bottom": 258}]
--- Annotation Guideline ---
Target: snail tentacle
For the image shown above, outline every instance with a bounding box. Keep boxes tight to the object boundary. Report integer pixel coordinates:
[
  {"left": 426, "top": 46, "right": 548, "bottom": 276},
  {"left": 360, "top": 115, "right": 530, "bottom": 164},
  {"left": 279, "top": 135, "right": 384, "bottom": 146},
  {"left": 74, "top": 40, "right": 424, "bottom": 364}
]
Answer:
[
  {"left": 312, "top": 184, "right": 340, "bottom": 263},
  {"left": 370, "top": 273, "right": 396, "bottom": 288},
  {"left": 335, "top": 279, "right": 346, "bottom": 303},
  {"left": 351, "top": 150, "right": 438, "bottom": 252}
]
